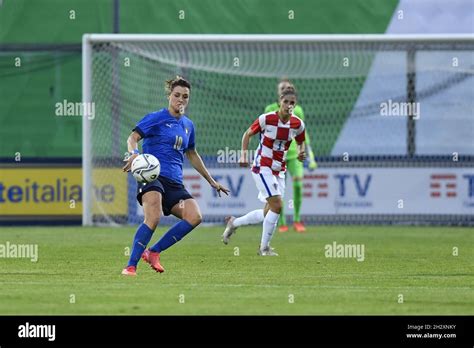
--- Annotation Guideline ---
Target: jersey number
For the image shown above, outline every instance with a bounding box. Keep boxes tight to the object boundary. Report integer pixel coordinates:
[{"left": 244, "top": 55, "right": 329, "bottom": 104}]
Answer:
[{"left": 174, "top": 136, "right": 183, "bottom": 150}]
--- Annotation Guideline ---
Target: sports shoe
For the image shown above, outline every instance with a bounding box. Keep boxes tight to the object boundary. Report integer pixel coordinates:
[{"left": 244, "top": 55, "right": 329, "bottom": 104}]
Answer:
[
  {"left": 222, "top": 216, "right": 237, "bottom": 245},
  {"left": 121, "top": 266, "right": 137, "bottom": 276},
  {"left": 293, "top": 221, "right": 306, "bottom": 233},
  {"left": 141, "top": 249, "right": 165, "bottom": 273},
  {"left": 278, "top": 225, "right": 289, "bottom": 233},
  {"left": 258, "top": 245, "right": 279, "bottom": 256}
]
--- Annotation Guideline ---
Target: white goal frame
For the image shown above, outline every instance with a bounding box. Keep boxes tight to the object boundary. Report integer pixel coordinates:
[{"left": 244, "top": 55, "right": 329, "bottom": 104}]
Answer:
[{"left": 82, "top": 34, "right": 474, "bottom": 226}]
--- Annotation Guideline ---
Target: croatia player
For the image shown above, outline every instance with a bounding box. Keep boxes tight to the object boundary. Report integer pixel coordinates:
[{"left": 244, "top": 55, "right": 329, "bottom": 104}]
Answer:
[
  {"left": 222, "top": 88, "right": 306, "bottom": 255},
  {"left": 122, "top": 76, "right": 229, "bottom": 276},
  {"left": 265, "top": 79, "right": 317, "bottom": 233}
]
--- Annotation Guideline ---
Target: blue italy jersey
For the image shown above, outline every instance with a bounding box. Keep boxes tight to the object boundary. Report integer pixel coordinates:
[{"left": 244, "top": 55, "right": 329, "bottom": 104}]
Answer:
[{"left": 133, "top": 108, "right": 195, "bottom": 184}]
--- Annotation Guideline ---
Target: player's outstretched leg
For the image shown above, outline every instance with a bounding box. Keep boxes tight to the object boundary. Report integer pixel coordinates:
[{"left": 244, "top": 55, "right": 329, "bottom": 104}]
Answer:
[
  {"left": 122, "top": 191, "right": 161, "bottom": 276},
  {"left": 222, "top": 216, "right": 236, "bottom": 245},
  {"left": 141, "top": 248, "right": 164, "bottom": 273},
  {"left": 222, "top": 209, "right": 264, "bottom": 244},
  {"left": 144, "top": 219, "right": 196, "bottom": 273},
  {"left": 122, "top": 223, "right": 155, "bottom": 276},
  {"left": 144, "top": 198, "right": 201, "bottom": 273},
  {"left": 258, "top": 196, "right": 281, "bottom": 256}
]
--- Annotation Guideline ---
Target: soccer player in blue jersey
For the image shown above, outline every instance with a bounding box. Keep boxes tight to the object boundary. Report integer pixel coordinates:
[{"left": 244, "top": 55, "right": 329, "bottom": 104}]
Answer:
[{"left": 121, "top": 76, "right": 230, "bottom": 276}]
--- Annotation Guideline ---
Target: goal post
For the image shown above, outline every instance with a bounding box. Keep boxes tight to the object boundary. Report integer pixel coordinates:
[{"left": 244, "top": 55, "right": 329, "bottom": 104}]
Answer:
[
  {"left": 82, "top": 34, "right": 92, "bottom": 226},
  {"left": 82, "top": 34, "right": 474, "bottom": 226}
]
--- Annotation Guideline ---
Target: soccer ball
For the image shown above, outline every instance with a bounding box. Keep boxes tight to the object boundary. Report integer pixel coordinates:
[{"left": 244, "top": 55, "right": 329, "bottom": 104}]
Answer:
[{"left": 131, "top": 154, "right": 160, "bottom": 183}]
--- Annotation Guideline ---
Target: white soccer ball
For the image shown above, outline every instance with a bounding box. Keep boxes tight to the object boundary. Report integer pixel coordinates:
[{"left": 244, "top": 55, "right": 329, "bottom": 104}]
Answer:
[{"left": 131, "top": 154, "right": 161, "bottom": 183}]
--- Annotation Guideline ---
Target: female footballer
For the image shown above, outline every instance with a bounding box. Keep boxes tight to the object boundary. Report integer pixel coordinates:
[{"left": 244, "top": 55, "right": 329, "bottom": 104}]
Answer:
[
  {"left": 222, "top": 87, "right": 306, "bottom": 255},
  {"left": 264, "top": 79, "right": 317, "bottom": 233},
  {"left": 121, "top": 76, "right": 229, "bottom": 276}
]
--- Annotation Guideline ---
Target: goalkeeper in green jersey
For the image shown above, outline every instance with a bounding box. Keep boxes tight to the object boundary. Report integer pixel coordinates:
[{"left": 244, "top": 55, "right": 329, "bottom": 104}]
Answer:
[{"left": 264, "top": 79, "right": 317, "bottom": 233}]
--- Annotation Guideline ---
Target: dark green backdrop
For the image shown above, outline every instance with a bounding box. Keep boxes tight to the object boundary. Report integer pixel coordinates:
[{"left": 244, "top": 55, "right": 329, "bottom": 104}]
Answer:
[{"left": 0, "top": 0, "right": 398, "bottom": 158}]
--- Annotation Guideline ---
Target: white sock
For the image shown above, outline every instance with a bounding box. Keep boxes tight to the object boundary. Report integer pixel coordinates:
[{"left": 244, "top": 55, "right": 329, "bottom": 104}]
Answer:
[
  {"left": 233, "top": 209, "right": 264, "bottom": 227},
  {"left": 260, "top": 210, "right": 279, "bottom": 249}
]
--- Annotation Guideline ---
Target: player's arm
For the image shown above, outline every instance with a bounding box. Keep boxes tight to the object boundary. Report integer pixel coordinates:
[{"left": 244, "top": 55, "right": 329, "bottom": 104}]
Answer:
[
  {"left": 122, "top": 131, "right": 142, "bottom": 172},
  {"left": 297, "top": 141, "right": 306, "bottom": 162},
  {"left": 295, "top": 122, "right": 306, "bottom": 163},
  {"left": 239, "top": 127, "right": 257, "bottom": 167},
  {"left": 123, "top": 113, "right": 155, "bottom": 172},
  {"left": 186, "top": 149, "right": 230, "bottom": 197},
  {"left": 239, "top": 116, "right": 262, "bottom": 167},
  {"left": 296, "top": 107, "right": 317, "bottom": 169}
]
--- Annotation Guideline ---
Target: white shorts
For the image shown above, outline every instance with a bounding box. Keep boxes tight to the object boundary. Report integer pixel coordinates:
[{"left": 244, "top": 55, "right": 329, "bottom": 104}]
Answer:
[{"left": 251, "top": 171, "right": 286, "bottom": 203}]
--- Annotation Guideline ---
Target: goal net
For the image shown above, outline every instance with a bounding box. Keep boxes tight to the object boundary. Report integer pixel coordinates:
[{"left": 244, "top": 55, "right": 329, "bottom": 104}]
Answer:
[{"left": 83, "top": 34, "right": 474, "bottom": 226}]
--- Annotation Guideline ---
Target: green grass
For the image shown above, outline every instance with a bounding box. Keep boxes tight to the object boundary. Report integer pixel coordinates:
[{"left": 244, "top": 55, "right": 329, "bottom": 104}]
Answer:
[{"left": 0, "top": 225, "right": 473, "bottom": 315}]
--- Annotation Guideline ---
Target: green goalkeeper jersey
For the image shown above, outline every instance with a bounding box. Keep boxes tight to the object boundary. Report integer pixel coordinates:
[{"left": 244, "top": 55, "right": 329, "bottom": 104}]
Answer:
[{"left": 264, "top": 103, "right": 311, "bottom": 160}]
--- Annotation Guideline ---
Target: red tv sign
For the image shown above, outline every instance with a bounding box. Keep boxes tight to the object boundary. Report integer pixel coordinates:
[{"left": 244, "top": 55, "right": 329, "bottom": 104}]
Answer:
[
  {"left": 430, "top": 174, "right": 457, "bottom": 198},
  {"left": 184, "top": 175, "right": 201, "bottom": 198},
  {"left": 303, "top": 174, "right": 329, "bottom": 198}
]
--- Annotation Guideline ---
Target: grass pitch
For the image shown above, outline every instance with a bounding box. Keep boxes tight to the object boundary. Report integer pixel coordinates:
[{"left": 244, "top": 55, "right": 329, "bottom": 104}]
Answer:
[{"left": 0, "top": 225, "right": 472, "bottom": 315}]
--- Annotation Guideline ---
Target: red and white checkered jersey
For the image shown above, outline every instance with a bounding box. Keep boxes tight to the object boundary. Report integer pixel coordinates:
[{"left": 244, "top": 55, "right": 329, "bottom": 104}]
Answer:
[{"left": 250, "top": 112, "right": 305, "bottom": 177}]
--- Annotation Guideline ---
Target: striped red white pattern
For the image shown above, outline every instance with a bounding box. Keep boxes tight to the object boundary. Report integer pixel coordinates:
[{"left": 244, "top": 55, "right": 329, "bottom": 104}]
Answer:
[{"left": 250, "top": 112, "right": 305, "bottom": 177}]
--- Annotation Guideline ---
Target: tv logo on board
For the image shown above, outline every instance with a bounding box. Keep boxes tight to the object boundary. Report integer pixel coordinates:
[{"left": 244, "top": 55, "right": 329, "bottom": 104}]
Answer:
[
  {"left": 207, "top": 175, "right": 246, "bottom": 209},
  {"left": 462, "top": 174, "right": 474, "bottom": 207},
  {"left": 303, "top": 174, "right": 372, "bottom": 206},
  {"left": 463, "top": 175, "right": 474, "bottom": 198},
  {"left": 303, "top": 174, "right": 329, "bottom": 198},
  {"left": 334, "top": 174, "right": 373, "bottom": 208},
  {"left": 430, "top": 174, "right": 457, "bottom": 198},
  {"left": 184, "top": 175, "right": 201, "bottom": 198},
  {"left": 335, "top": 174, "right": 371, "bottom": 197},
  {"left": 430, "top": 173, "right": 474, "bottom": 207},
  {"left": 184, "top": 174, "right": 247, "bottom": 199},
  {"left": 212, "top": 175, "right": 244, "bottom": 197}
]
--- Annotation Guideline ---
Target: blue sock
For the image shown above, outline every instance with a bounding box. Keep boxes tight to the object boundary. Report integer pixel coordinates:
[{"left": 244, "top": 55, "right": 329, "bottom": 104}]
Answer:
[
  {"left": 127, "top": 223, "right": 154, "bottom": 267},
  {"left": 150, "top": 220, "right": 194, "bottom": 253}
]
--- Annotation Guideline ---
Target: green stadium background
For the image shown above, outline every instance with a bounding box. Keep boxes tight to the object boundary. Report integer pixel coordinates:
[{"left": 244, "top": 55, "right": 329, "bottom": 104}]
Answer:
[{"left": 0, "top": 0, "right": 399, "bottom": 159}]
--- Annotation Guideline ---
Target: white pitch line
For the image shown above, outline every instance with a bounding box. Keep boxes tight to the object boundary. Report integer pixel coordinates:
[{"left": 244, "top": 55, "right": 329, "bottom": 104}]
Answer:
[
  {"left": 0, "top": 281, "right": 471, "bottom": 291},
  {"left": 165, "top": 283, "right": 473, "bottom": 291}
]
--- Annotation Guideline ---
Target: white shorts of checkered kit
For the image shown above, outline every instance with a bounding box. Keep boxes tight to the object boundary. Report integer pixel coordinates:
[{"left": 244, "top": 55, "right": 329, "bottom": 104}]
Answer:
[{"left": 251, "top": 170, "right": 286, "bottom": 203}]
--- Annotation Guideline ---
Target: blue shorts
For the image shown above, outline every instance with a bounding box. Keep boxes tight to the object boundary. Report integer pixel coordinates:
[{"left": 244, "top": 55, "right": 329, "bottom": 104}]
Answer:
[{"left": 136, "top": 176, "right": 193, "bottom": 216}]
